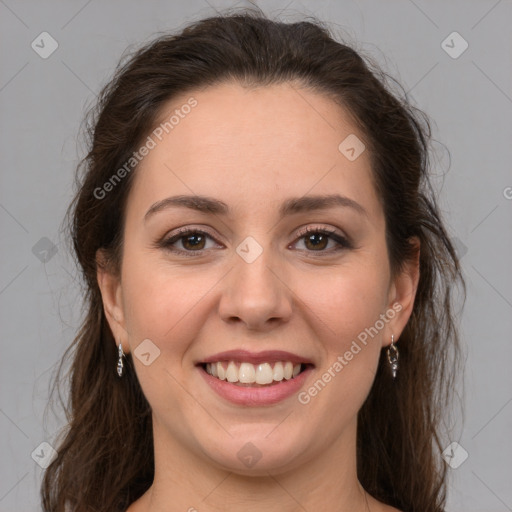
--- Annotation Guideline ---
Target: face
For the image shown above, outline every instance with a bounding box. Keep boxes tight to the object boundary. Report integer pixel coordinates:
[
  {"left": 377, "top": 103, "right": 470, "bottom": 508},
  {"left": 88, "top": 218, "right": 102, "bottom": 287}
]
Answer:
[{"left": 98, "top": 81, "right": 418, "bottom": 475}]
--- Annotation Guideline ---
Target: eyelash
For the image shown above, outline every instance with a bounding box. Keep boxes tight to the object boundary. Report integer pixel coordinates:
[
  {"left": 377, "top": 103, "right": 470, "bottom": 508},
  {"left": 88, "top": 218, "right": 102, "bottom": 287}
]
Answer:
[{"left": 158, "top": 226, "right": 352, "bottom": 257}]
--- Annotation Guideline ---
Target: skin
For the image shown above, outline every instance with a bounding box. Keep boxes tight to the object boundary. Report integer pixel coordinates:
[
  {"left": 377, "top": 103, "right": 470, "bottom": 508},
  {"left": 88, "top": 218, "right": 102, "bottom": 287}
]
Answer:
[{"left": 97, "top": 82, "right": 419, "bottom": 512}]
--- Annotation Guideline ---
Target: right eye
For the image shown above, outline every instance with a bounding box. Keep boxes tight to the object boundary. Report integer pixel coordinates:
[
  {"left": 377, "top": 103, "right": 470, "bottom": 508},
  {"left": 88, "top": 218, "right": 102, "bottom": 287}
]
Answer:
[{"left": 160, "top": 228, "right": 224, "bottom": 256}]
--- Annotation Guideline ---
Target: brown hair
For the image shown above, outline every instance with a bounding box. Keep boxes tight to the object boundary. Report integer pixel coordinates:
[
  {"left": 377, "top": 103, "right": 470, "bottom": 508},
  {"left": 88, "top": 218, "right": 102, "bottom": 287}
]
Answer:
[{"left": 42, "top": 9, "right": 465, "bottom": 512}]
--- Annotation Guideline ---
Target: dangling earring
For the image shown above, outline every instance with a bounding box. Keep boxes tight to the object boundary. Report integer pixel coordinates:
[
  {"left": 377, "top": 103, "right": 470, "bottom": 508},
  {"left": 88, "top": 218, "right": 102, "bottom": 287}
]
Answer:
[
  {"left": 387, "top": 334, "right": 399, "bottom": 379},
  {"left": 117, "top": 342, "right": 125, "bottom": 378}
]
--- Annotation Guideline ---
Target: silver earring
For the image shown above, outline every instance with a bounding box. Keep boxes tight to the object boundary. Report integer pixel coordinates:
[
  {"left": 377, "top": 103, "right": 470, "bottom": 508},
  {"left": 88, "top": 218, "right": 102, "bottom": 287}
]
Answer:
[
  {"left": 387, "top": 334, "right": 399, "bottom": 379},
  {"left": 117, "top": 343, "right": 124, "bottom": 378}
]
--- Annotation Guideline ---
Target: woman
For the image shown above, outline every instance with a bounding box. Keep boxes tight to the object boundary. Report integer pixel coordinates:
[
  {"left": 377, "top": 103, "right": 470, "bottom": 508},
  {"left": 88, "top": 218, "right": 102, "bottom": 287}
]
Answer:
[{"left": 42, "top": 10, "right": 464, "bottom": 512}]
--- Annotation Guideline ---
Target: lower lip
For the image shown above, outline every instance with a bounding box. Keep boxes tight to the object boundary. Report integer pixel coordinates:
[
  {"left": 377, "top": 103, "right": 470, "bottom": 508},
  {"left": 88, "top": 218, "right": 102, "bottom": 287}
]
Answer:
[{"left": 199, "top": 366, "right": 313, "bottom": 406}]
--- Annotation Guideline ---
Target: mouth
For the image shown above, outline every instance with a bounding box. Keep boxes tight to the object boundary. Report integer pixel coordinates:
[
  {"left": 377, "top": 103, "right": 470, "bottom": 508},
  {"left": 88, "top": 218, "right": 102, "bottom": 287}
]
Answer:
[
  {"left": 196, "top": 349, "right": 315, "bottom": 406},
  {"left": 200, "top": 361, "right": 313, "bottom": 387}
]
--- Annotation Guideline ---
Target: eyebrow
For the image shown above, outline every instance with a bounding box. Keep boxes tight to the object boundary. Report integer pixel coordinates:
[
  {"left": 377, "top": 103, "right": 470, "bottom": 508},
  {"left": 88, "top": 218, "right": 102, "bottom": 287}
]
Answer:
[{"left": 144, "top": 193, "right": 368, "bottom": 222}]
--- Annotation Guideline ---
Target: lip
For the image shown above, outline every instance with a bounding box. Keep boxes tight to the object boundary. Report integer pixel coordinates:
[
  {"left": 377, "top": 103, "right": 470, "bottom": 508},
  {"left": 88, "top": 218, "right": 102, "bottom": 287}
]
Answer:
[
  {"left": 198, "top": 349, "right": 315, "bottom": 366},
  {"left": 198, "top": 364, "right": 314, "bottom": 406}
]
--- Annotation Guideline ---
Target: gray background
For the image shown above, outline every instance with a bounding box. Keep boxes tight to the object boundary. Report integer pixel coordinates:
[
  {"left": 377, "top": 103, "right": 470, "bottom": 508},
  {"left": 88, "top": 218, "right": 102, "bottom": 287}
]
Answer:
[{"left": 1, "top": 0, "right": 511, "bottom": 510}]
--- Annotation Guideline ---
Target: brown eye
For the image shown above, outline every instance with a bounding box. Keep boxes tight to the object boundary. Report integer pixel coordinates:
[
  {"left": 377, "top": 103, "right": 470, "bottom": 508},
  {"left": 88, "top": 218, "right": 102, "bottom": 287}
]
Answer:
[
  {"left": 159, "top": 226, "right": 351, "bottom": 257},
  {"left": 160, "top": 228, "right": 221, "bottom": 255},
  {"left": 293, "top": 227, "right": 351, "bottom": 253},
  {"left": 181, "top": 232, "right": 206, "bottom": 250},
  {"left": 304, "top": 232, "right": 329, "bottom": 250}
]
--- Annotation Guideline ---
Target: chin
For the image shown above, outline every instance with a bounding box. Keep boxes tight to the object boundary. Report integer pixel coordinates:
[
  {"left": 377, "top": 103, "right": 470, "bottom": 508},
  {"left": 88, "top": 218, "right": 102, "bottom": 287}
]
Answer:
[{"left": 200, "top": 431, "right": 311, "bottom": 476}]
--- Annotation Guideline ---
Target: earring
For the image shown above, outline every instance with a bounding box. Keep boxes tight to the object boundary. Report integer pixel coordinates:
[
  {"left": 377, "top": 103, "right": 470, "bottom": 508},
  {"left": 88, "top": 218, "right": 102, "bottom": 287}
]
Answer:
[
  {"left": 387, "top": 334, "right": 399, "bottom": 379},
  {"left": 117, "top": 343, "right": 124, "bottom": 378}
]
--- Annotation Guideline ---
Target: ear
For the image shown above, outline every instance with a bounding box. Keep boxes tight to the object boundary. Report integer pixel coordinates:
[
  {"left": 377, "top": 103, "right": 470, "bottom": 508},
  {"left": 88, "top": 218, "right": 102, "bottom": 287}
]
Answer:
[
  {"left": 96, "top": 249, "right": 130, "bottom": 353},
  {"left": 383, "top": 237, "right": 420, "bottom": 347}
]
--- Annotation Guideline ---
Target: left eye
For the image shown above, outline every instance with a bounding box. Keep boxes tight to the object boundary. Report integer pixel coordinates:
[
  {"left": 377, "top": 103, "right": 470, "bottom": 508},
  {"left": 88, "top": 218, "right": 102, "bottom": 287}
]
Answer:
[{"left": 292, "top": 228, "right": 350, "bottom": 252}]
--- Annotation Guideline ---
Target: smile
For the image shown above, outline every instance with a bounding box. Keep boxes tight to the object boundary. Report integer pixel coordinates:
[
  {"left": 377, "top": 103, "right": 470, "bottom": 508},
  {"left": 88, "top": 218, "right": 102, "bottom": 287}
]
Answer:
[
  {"left": 204, "top": 361, "right": 304, "bottom": 386},
  {"left": 197, "top": 350, "right": 315, "bottom": 406}
]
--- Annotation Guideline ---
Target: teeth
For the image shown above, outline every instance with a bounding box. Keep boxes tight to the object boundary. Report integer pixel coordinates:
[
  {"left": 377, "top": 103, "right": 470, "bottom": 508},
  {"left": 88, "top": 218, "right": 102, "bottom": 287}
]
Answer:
[
  {"left": 205, "top": 361, "right": 303, "bottom": 385},
  {"left": 255, "top": 363, "right": 273, "bottom": 384},
  {"left": 239, "top": 362, "right": 256, "bottom": 383},
  {"left": 226, "top": 361, "right": 238, "bottom": 382},
  {"left": 273, "top": 361, "right": 284, "bottom": 381},
  {"left": 217, "top": 363, "right": 226, "bottom": 380},
  {"left": 283, "top": 361, "right": 293, "bottom": 380}
]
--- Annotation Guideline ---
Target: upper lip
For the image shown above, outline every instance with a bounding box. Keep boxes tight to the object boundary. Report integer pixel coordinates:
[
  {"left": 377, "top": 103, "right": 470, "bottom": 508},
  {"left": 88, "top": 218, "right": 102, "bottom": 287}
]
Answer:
[{"left": 198, "top": 349, "right": 315, "bottom": 366}]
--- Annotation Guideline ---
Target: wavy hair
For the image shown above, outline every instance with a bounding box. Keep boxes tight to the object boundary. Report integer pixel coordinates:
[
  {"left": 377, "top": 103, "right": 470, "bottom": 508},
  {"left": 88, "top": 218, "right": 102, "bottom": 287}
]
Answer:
[{"left": 42, "top": 9, "right": 465, "bottom": 512}]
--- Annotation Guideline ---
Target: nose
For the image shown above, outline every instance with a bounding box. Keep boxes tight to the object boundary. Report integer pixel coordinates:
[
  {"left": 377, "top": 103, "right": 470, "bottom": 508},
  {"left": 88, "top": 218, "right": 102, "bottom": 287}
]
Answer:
[{"left": 218, "top": 246, "right": 293, "bottom": 331}]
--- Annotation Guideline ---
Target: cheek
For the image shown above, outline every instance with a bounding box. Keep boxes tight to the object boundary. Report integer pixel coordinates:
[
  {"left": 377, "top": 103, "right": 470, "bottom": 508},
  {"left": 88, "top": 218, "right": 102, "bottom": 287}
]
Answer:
[
  {"left": 120, "top": 252, "right": 221, "bottom": 357},
  {"left": 119, "top": 258, "right": 218, "bottom": 420},
  {"left": 298, "top": 262, "right": 389, "bottom": 344},
  {"left": 293, "top": 262, "right": 389, "bottom": 407}
]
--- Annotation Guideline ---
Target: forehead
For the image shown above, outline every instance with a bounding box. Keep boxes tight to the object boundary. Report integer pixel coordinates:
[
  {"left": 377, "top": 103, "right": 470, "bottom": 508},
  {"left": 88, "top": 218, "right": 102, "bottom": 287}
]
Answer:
[{"left": 128, "top": 81, "right": 381, "bottom": 222}]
